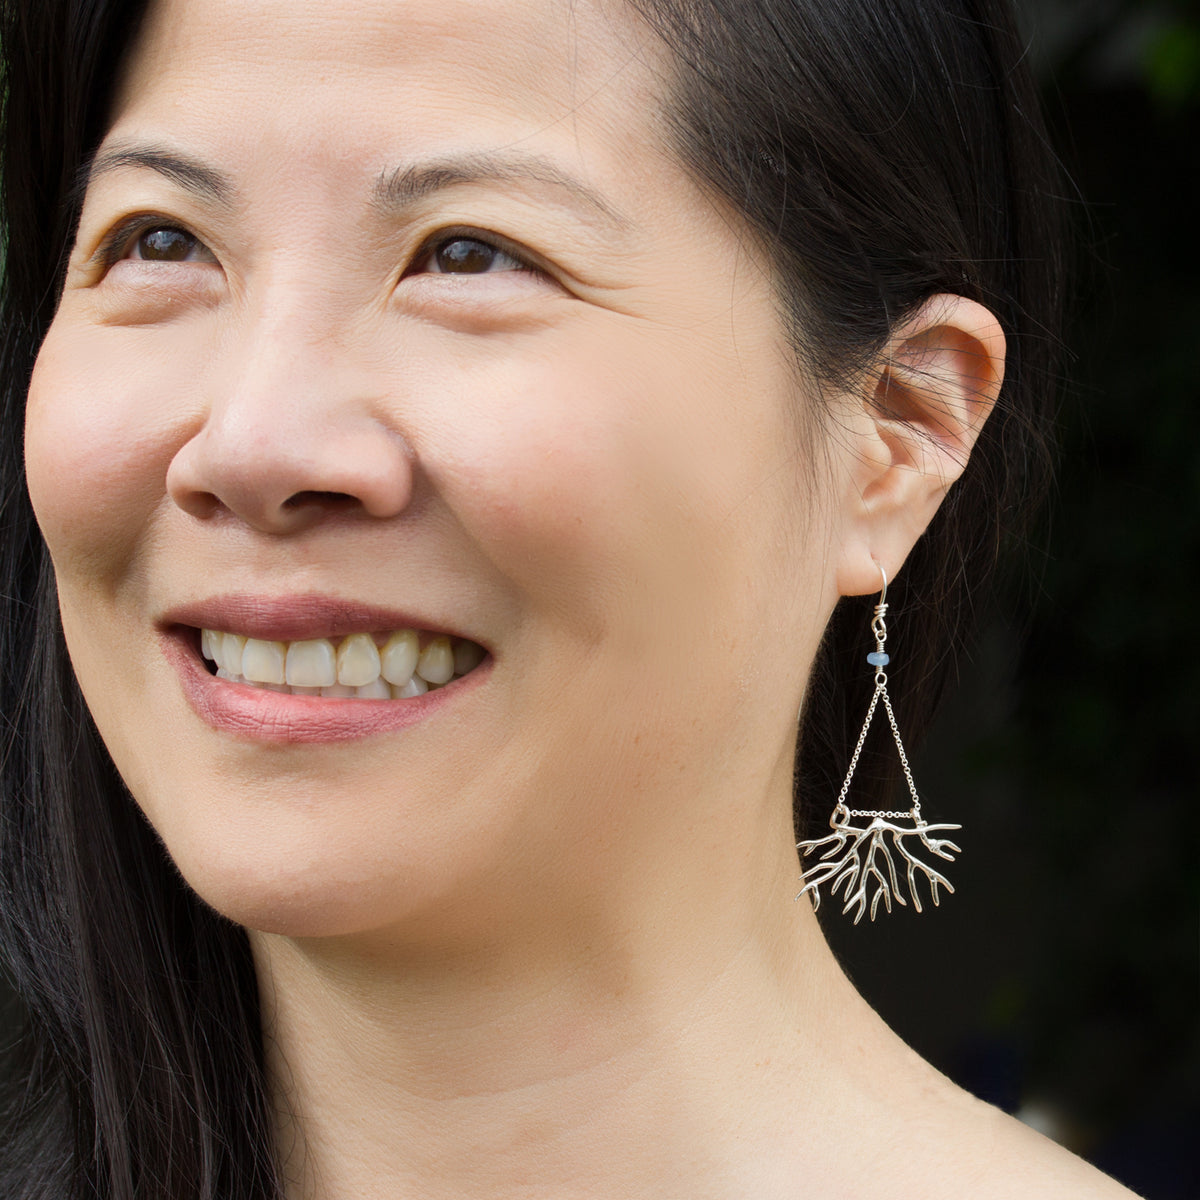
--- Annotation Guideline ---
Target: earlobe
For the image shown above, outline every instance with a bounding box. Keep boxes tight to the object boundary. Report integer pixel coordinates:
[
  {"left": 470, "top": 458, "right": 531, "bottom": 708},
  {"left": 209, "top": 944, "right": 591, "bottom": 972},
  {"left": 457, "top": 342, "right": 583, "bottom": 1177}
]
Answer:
[{"left": 835, "top": 293, "right": 1007, "bottom": 598}]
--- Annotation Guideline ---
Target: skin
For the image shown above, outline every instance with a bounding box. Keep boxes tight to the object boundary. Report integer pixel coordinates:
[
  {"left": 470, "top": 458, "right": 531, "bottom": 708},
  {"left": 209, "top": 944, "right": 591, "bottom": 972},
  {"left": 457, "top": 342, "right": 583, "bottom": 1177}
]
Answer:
[{"left": 24, "top": 0, "right": 1137, "bottom": 1196}]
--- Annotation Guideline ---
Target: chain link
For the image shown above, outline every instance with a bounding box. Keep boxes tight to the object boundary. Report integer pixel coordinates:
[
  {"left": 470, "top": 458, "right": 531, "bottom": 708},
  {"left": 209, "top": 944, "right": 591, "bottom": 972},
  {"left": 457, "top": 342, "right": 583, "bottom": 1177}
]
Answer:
[
  {"left": 876, "top": 685, "right": 922, "bottom": 820},
  {"left": 832, "top": 594, "right": 923, "bottom": 824}
]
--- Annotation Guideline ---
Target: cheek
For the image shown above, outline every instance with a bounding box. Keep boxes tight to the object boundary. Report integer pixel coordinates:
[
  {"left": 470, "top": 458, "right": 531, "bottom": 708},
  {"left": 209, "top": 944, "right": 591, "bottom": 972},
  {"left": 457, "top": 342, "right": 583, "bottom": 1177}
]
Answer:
[
  {"left": 24, "top": 322, "right": 198, "bottom": 776},
  {"left": 422, "top": 316, "right": 815, "bottom": 662},
  {"left": 25, "top": 319, "right": 202, "bottom": 584},
  {"left": 413, "top": 317, "right": 826, "bottom": 840}
]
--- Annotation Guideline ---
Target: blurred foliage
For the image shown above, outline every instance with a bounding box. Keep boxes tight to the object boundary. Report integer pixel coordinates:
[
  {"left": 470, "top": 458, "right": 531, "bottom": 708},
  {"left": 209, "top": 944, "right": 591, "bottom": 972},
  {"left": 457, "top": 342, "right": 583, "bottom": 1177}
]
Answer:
[{"left": 1145, "top": 19, "right": 1200, "bottom": 108}]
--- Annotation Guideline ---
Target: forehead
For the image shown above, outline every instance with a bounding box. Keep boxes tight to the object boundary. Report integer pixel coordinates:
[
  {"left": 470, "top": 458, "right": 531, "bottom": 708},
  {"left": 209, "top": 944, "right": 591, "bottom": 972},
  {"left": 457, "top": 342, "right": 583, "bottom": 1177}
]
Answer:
[{"left": 109, "top": 0, "right": 669, "bottom": 183}]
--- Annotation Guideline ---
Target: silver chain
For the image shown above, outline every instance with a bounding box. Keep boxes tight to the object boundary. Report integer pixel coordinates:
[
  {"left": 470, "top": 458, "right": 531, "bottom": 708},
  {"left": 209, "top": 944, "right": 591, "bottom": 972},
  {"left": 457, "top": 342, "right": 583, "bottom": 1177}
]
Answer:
[{"left": 834, "top": 595, "right": 923, "bottom": 824}]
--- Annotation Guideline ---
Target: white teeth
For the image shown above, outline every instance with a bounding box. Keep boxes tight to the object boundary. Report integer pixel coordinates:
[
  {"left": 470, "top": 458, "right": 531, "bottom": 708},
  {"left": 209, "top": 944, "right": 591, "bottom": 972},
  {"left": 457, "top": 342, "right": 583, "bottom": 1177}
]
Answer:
[
  {"left": 355, "top": 678, "right": 391, "bottom": 700},
  {"left": 393, "top": 674, "right": 428, "bottom": 698},
  {"left": 242, "top": 638, "right": 287, "bottom": 685},
  {"left": 380, "top": 629, "right": 420, "bottom": 686},
  {"left": 336, "top": 633, "right": 382, "bottom": 687},
  {"left": 453, "top": 637, "right": 486, "bottom": 676},
  {"left": 219, "top": 632, "right": 246, "bottom": 675},
  {"left": 416, "top": 635, "right": 455, "bottom": 686},
  {"left": 200, "top": 626, "right": 484, "bottom": 699},
  {"left": 285, "top": 639, "right": 337, "bottom": 688}
]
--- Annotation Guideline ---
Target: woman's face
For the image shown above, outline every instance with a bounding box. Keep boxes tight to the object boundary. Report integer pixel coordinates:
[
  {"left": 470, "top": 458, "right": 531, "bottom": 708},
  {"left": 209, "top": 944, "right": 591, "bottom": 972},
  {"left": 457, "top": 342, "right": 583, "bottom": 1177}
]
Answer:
[{"left": 26, "top": 0, "right": 843, "bottom": 939}]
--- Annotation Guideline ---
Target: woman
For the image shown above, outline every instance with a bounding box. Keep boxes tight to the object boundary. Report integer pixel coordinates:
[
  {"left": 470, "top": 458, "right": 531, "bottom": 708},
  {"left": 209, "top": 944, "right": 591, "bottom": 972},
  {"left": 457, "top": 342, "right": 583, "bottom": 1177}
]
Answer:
[{"left": 0, "top": 0, "right": 1139, "bottom": 1196}]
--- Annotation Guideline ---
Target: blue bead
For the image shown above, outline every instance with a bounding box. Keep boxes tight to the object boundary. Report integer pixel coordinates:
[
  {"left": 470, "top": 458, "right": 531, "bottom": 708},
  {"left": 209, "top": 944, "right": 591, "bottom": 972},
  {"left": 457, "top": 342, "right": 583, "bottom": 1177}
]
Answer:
[{"left": 867, "top": 652, "right": 890, "bottom": 667}]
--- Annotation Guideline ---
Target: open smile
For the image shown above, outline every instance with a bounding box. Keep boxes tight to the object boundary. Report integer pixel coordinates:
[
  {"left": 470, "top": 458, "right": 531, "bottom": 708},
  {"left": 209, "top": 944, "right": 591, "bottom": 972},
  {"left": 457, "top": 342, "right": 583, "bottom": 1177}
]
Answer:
[
  {"left": 158, "top": 595, "right": 491, "bottom": 742},
  {"left": 200, "top": 628, "right": 487, "bottom": 698}
]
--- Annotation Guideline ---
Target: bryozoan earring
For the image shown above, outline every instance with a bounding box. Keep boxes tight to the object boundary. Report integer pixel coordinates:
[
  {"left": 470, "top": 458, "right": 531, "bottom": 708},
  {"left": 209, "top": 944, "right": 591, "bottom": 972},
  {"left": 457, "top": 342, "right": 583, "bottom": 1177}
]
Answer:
[{"left": 796, "top": 567, "right": 961, "bottom": 923}]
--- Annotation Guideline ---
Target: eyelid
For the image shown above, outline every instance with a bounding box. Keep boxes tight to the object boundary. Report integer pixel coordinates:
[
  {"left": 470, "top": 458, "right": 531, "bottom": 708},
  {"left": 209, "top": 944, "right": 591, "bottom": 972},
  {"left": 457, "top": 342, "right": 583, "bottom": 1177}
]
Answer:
[{"left": 406, "top": 226, "right": 547, "bottom": 277}]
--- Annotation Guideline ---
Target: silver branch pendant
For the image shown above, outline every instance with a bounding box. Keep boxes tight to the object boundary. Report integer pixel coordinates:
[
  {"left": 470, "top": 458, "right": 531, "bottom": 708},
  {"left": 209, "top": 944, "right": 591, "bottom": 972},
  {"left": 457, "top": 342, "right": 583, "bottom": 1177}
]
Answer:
[
  {"left": 797, "top": 807, "right": 961, "bottom": 923},
  {"left": 797, "top": 571, "right": 961, "bottom": 922}
]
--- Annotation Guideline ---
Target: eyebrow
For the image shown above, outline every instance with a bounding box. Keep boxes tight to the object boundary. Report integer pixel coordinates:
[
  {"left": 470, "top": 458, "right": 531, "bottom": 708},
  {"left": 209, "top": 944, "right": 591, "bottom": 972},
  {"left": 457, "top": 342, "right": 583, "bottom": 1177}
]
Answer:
[
  {"left": 78, "top": 144, "right": 631, "bottom": 233},
  {"left": 373, "top": 151, "right": 631, "bottom": 230},
  {"left": 81, "top": 145, "right": 234, "bottom": 207}
]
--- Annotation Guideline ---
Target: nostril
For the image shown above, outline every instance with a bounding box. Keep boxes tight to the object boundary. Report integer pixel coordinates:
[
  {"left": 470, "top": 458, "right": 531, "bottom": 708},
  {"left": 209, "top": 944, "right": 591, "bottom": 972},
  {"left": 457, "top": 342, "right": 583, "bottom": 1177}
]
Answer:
[
  {"left": 282, "top": 490, "right": 358, "bottom": 510},
  {"left": 167, "top": 425, "right": 414, "bottom": 530}
]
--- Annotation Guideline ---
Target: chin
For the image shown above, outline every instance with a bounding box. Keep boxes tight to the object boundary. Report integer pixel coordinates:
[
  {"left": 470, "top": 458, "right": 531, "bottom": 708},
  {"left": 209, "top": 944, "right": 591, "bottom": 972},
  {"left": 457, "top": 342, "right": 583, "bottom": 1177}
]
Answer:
[
  {"left": 140, "top": 794, "right": 493, "bottom": 944},
  {"left": 177, "top": 854, "right": 414, "bottom": 941}
]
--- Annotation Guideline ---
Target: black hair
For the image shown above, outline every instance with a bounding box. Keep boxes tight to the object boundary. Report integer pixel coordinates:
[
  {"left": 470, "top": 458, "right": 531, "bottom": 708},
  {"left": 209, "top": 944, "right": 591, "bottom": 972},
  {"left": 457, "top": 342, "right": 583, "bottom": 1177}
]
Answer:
[{"left": 0, "top": 1, "right": 1064, "bottom": 1195}]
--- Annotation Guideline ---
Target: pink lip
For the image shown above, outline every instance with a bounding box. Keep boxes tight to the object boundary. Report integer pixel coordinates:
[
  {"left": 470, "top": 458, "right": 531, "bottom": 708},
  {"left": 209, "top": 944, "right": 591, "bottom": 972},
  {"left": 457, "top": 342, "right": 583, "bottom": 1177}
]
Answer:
[
  {"left": 158, "top": 593, "right": 472, "bottom": 643},
  {"left": 157, "top": 594, "right": 489, "bottom": 744}
]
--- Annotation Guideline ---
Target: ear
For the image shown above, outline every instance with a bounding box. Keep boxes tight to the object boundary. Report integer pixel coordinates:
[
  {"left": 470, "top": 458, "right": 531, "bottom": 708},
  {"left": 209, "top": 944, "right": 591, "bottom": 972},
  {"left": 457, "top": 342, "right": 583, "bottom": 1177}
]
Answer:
[{"left": 832, "top": 293, "right": 1006, "bottom": 597}]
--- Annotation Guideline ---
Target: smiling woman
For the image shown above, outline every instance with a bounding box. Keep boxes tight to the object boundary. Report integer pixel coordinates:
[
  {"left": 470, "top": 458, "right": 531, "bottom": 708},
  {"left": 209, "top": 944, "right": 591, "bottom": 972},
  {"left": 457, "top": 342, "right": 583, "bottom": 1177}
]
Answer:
[{"left": 0, "top": 1, "right": 1138, "bottom": 1198}]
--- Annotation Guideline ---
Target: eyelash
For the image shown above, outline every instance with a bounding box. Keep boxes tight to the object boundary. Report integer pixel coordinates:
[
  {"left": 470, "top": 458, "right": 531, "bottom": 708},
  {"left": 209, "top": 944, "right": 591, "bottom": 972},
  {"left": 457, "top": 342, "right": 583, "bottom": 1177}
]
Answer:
[
  {"left": 94, "top": 216, "right": 543, "bottom": 278},
  {"left": 409, "top": 227, "right": 541, "bottom": 276}
]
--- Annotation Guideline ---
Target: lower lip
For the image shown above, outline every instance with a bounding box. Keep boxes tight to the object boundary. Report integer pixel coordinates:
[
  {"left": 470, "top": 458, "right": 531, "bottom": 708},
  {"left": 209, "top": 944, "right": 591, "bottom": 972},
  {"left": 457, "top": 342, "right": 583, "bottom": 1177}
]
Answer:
[{"left": 160, "top": 630, "right": 489, "bottom": 744}]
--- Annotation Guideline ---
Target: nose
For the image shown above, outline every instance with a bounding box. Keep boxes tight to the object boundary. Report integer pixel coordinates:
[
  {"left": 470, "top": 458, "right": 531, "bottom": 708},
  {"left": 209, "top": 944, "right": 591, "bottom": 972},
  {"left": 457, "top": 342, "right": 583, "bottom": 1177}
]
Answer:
[{"left": 166, "top": 320, "right": 414, "bottom": 535}]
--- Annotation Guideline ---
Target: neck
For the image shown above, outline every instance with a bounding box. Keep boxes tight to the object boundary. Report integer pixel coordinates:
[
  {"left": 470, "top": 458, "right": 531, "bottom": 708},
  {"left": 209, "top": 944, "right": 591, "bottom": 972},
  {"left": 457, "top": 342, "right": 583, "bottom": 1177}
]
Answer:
[{"left": 250, "top": 823, "right": 916, "bottom": 1200}]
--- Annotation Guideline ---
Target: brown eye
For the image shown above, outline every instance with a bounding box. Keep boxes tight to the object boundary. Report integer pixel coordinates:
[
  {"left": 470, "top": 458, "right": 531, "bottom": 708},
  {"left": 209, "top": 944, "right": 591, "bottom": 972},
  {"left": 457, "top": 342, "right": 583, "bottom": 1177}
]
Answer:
[
  {"left": 431, "top": 237, "right": 525, "bottom": 274},
  {"left": 131, "top": 227, "right": 210, "bottom": 262}
]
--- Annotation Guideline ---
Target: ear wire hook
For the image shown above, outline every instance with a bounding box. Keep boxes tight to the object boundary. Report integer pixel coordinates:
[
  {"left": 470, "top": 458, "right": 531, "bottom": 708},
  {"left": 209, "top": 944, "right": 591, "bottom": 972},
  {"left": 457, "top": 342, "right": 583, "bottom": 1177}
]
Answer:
[{"left": 871, "top": 565, "right": 888, "bottom": 650}]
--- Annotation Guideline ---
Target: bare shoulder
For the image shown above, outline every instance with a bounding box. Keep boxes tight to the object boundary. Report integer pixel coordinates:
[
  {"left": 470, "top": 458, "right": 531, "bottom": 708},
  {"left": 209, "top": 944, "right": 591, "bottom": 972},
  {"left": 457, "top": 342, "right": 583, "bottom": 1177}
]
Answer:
[
  {"left": 940, "top": 1091, "right": 1143, "bottom": 1200},
  {"left": 784, "top": 983, "right": 1143, "bottom": 1200}
]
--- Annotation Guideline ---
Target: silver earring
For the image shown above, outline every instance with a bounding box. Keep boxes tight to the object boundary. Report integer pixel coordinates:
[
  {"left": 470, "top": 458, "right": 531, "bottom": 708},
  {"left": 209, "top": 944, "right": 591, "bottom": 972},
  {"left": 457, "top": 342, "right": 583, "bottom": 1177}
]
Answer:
[{"left": 796, "top": 567, "right": 961, "bottom": 922}]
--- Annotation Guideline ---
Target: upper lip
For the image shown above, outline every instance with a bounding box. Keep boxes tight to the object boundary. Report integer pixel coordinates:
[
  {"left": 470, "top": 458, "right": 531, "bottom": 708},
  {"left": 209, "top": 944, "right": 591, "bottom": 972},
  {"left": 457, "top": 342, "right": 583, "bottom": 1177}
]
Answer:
[{"left": 158, "top": 594, "right": 475, "bottom": 644}]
